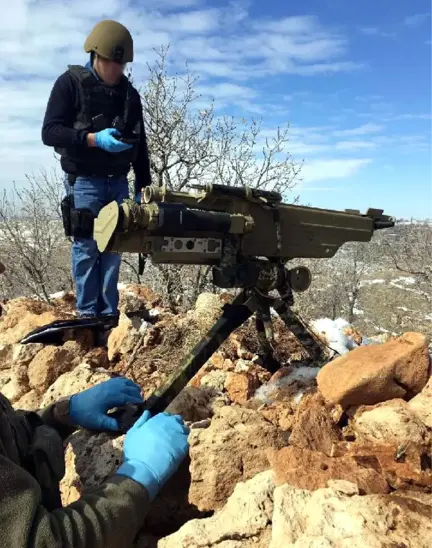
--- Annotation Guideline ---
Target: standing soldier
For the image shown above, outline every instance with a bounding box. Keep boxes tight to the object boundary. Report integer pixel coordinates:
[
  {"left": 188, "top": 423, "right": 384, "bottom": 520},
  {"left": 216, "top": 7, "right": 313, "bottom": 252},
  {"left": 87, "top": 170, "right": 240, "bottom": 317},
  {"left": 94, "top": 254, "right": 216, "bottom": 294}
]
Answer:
[{"left": 42, "top": 20, "right": 151, "bottom": 322}]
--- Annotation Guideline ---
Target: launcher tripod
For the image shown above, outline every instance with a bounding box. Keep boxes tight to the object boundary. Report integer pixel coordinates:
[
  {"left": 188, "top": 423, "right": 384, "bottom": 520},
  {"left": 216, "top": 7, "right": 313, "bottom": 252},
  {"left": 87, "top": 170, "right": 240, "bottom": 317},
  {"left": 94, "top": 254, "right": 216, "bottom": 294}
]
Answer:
[{"left": 111, "top": 259, "right": 327, "bottom": 433}]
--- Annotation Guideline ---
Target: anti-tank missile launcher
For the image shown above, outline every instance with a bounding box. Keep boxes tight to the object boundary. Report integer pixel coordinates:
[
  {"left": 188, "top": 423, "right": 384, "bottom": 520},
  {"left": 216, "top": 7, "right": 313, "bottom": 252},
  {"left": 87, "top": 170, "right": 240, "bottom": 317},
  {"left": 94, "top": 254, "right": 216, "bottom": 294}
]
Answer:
[{"left": 93, "top": 184, "right": 395, "bottom": 431}]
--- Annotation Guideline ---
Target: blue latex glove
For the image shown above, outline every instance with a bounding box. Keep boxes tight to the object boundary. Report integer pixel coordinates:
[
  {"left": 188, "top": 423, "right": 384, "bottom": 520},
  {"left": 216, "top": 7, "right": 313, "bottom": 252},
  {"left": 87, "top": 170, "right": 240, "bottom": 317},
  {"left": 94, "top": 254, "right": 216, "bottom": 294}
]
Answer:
[
  {"left": 94, "top": 128, "right": 133, "bottom": 153},
  {"left": 69, "top": 377, "right": 144, "bottom": 431},
  {"left": 116, "top": 411, "right": 190, "bottom": 500}
]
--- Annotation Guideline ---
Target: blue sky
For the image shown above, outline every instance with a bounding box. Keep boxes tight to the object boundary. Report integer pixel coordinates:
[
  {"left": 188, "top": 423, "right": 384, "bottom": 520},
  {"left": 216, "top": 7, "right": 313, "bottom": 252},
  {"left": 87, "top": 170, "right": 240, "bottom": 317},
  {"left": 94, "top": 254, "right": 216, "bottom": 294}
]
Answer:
[{"left": 0, "top": 0, "right": 430, "bottom": 219}]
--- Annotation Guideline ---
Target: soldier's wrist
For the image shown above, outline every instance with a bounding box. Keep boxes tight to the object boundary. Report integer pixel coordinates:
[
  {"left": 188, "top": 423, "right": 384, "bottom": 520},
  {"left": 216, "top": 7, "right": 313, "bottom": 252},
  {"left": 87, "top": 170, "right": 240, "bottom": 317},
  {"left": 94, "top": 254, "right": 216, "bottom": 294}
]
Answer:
[
  {"left": 86, "top": 133, "right": 97, "bottom": 147},
  {"left": 53, "top": 396, "right": 77, "bottom": 427}
]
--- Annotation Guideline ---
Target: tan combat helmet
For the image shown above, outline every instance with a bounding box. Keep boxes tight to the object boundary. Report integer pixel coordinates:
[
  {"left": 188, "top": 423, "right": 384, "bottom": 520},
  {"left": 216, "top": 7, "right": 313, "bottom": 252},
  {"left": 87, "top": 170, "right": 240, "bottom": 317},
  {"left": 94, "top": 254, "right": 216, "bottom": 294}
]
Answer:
[{"left": 84, "top": 20, "right": 133, "bottom": 63}]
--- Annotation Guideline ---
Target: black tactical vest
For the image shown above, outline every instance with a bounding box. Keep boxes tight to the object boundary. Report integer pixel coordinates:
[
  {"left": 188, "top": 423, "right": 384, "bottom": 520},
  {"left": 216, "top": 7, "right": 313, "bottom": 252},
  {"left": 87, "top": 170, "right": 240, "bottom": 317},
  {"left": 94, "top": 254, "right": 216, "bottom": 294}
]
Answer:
[{"left": 56, "top": 65, "right": 141, "bottom": 177}]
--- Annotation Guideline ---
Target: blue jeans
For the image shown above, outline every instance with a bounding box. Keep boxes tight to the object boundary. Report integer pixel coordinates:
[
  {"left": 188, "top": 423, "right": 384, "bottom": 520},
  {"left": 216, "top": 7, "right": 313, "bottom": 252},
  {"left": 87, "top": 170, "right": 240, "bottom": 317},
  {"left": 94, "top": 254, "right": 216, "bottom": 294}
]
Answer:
[{"left": 65, "top": 175, "right": 129, "bottom": 317}]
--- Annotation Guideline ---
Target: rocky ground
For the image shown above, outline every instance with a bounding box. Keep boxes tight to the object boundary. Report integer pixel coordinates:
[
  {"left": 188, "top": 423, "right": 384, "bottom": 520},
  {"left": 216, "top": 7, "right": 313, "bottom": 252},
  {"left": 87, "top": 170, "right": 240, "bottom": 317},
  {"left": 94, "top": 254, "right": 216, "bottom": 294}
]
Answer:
[{"left": 0, "top": 284, "right": 431, "bottom": 547}]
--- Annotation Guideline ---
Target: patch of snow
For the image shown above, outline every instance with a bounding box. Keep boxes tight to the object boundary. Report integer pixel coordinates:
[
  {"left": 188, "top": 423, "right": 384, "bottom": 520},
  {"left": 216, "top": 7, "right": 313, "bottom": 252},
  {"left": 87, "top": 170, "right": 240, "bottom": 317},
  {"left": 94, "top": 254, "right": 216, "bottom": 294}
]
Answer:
[
  {"left": 117, "top": 282, "right": 127, "bottom": 290},
  {"left": 254, "top": 366, "right": 320, "bottom": 404},
  {"left": 149, "top": 308, "right": 163, "bottom": 318},
  {"left": 49, "top": 291, "right": 66, "bottom": 299},
  {"left": 393, "top": 276, "right": 416, "bottom": 285},
  {"left": 389, "top": 281, "right": 427, "bottom": 296},
  {"left": 360, "top": 279, "right": 386, "bottom": 287},
  {"left": 353, "top": 307, "right": 364, "bottom": 316},
  {"left": 293, "top": 391, "right": 304, "bottom": 404},
  {"left": 310, "top": 317, "right": 359, "bottom": 356},
  {"left": 139, "top": 320, "right": 150, "bottom": 334}
]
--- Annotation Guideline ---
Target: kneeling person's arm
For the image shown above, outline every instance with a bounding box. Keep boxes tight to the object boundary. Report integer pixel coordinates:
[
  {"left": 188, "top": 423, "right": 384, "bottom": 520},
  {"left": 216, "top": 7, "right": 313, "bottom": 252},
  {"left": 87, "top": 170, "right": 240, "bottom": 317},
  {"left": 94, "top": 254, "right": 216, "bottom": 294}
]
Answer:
[{"left": 0, "top": 454, "right": 150, "bottom": 548}]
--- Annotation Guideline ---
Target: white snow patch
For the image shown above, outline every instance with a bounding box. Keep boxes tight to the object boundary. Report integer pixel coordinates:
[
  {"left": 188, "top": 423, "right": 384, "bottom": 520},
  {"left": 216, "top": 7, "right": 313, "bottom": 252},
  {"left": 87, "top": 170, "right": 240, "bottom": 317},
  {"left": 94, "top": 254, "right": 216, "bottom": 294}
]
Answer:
[
  {"left": 293, "top": 391, "right": 304, "bottom": 404},
  {"left": 310, "top": 317, "right": 359, "bottom": 356},
  {"left": 393, "top": 276, "right": 416, "bottom": 285},
  {"left": 360, "top": 279, "right": 386, "bottom": 287},
  {"left": 49, "top": 291, "right": 66, "bottom": 299},
  {"left": 117, "top": 282, "right": 127, "bottom": 290},
  {"left": 353, "top": 307, "right": 364, "bottom": 316},
  {"left": 139, "top": 320, "right": 150, "bottom": 334},
  {"left": 254, "top": 366, "right": 320, "bottom": 404}
]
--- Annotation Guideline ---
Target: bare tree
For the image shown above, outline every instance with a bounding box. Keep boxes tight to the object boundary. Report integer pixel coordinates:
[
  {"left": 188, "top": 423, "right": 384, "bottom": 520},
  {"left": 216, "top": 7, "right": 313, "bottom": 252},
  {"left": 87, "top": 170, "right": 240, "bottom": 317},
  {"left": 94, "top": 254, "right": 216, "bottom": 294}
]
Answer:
[
  {"left": 133, "top": 46, "right": 302, "bottom": 310},
  {"left": 383, "top": 221, "right": 432, "bottom": 302},
  {"left": 292, "top": 242, "right": 375, "bottom": 323},
  {"left": 0, "top": 169, "right": 72, "bottom": 302}
]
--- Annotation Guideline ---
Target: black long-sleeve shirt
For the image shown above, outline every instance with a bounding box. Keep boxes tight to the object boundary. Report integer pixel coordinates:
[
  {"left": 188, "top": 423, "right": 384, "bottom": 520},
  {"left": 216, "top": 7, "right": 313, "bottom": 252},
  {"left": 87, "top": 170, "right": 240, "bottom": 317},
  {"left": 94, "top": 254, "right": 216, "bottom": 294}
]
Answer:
[{"left": 41, "top": 70, "right": 152, "bottom": 194}]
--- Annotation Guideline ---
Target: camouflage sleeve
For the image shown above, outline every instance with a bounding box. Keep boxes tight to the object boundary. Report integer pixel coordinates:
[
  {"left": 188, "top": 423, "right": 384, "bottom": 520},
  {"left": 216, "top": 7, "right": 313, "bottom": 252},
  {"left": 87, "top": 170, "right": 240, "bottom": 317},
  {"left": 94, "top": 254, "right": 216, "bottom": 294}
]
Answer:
[
  {"left": 0, "top": 454, "right": 150, "bottom": 548},
  {"left": 36, "top": 396, "right": 77, "bottom": 441}
]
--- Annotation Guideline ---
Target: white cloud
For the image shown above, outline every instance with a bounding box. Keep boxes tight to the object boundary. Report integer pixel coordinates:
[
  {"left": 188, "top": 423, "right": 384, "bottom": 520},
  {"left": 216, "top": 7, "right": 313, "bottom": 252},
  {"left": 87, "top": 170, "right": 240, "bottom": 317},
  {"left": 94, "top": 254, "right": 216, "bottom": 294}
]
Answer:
[
  {"left": 1, "top": 0, "right": 425, "bottom": 198},
  {"left": 300, "top": 158, "right": 372, "bottom": 183},
  {"left": 332, "top": 123, "right": 384, "bottom": 137},
  {"left": 335, "top": 140, "right": 377, "bottom": 151},
  {"left": 359, "top": 27, "right": 395, "bottom": 38},
  {"left": 197, "top": 82, "right": 257, "bottom": 100},
  {"left": 404, "top": 13, "right": 431, "bottom": 26},
  {"left": 384, "top": 113, "right": 432, "bottom": 121}
]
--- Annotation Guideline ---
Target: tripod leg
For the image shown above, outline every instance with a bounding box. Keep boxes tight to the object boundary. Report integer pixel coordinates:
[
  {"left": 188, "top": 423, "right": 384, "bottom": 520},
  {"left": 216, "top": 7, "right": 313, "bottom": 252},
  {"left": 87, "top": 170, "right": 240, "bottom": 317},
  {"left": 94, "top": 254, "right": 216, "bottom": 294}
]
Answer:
[
  {"left": 255, "top": 301, "right": 280, "bottom": 374},
  {"left": 272, "top": 299, "right": 327, "bottom": 363},
  {"left": 111, "top": 291, "right": 258, "bottom": 431}
]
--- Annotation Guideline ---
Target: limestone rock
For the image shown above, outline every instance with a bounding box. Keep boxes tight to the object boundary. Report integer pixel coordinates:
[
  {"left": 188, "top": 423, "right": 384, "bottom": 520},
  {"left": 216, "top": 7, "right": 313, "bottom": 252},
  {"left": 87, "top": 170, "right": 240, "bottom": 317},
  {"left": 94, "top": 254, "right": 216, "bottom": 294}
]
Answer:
[
  {"left": 41, "top": 364, "right": 112, "bottom": 407},
  {"left": 82, "top": 347, "right": 110, "bottom": 370},
  {"left": 28, "top": 346, "right": 77, "bottom": 393},
  {"left": 200, "top": 370, "right": 228, "bottom": 392},
  {"left": 61, "top": 431, "right": 203, "bottom": 538},
  {"left": 270, "top": 481, "right": 432, "bottom": 548},
  {"left": 193, "top": 293, "right": 224, "bottom": 334},
  {"left": 225, "top": 372, "right": 260, "bottom": 405},
  {"left": 0, "top": 369, "right": 12, "bottom": 390},
  {"left": 165, "top": 386, "right": 228, "bottom": 423},
  {"left": 409, "top": 376, "right": 432, "bottom": 428},
  {"left": 289, "top": 392, "right": 342, "bottom": 456},
  {"left": 188, "top": 406, "right": 287, "bottom": 511},
  {"left": 330, "top": 440, "right": 432, "bottom": 492},
  {"left": 2, "top": 375, "right": 28, "bottom": 403},
  {"left": 268, "top": 446, "right": 390, "bottom": 495},
  {"left": 8, "top": 344, "right": 44, "bottom": 393},
  {"left": 259, "top": 401, "right": 297, "bottom": 432},
  {"left": 317, "top": 332, "right": 430, "bottom": 407},
  {"left": 118, "top": 284, "right": 161, "bottom": 313},
  {"left": 13, "top": 389, "right": 41, "bottom": 411},
  {"left": 159, "top": 471, "right": 275, "bottom": 548},
  {"left": 12, "top": 342, "right": 43, "bottom": 364},
  {"left": 351, "top": 399, "right": 430, "bottom": 447},
  {"left": 61, "top": 430, "right": 124, "bottom": 505},
  {"left": 0, "top": 343, "right": 13, "bottom": 370},
  {"left": 0, "top": 297, "right": 70, "bottom": 345},
  {"left": 253, "top": 365, "right": 319, "bottom": 406},
  {"left": 107, "top": 313, "right": 141, "bottom": 361}
]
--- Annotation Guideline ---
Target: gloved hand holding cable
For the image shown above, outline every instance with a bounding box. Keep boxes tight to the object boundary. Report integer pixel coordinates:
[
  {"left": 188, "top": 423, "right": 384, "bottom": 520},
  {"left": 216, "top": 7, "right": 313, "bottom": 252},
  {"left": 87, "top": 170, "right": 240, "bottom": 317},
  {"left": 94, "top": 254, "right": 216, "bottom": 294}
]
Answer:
[
  {"left": 116, "top": 410, "right": 190, "bottom": 500},
  {"left": 69, "top": 377, "right": 144, "bottom": 431},
  {"left": 68, "top": 377, "right": 190, "bottom": 500}
]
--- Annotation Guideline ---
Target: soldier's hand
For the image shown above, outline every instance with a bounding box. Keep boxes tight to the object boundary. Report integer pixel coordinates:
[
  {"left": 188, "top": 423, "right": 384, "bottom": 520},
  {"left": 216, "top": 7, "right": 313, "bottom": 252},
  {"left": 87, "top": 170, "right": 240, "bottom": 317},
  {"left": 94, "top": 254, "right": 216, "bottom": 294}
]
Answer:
[
  {"left": 116, "top": 411, "right": 190, "bottom": 500},
  {"left": 94, "top": 128, "right": 133, "bottom": 153},
  {"left": 69, "top": 377, "right": 144, "bottom": 431}
]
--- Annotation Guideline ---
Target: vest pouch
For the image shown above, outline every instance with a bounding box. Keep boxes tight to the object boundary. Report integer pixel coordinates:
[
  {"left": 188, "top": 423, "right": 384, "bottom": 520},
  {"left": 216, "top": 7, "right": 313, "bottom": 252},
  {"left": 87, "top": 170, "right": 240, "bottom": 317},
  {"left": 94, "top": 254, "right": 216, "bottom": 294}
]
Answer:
[
  {"left": 61, "top": 195, "right": 74, "bottom": 237},
  {"left": 26, "top": 424, "right": 65, "bottom": 511},
  {"left": 70, "top": 208, "right": 95, "bottom": 239}
]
